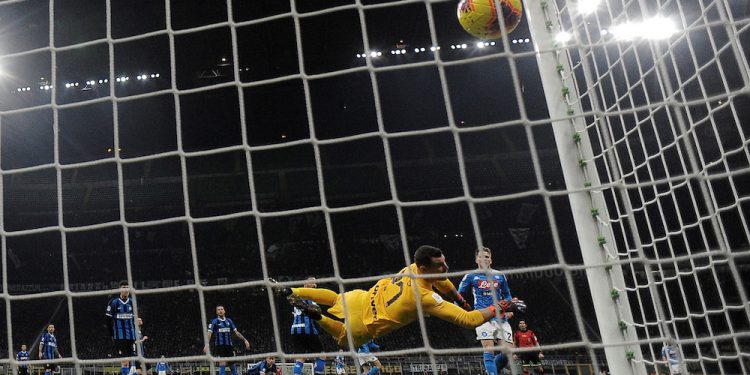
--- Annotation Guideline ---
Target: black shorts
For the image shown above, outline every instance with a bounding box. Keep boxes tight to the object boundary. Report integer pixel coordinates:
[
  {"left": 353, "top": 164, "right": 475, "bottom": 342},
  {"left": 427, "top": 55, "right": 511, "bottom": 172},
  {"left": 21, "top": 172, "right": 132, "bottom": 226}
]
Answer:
[
  {"left": 113, "top": 339, "right": 136, "bottom": 357},
  {"left": 518, "top": 352, "right": 542, "bottom": 365},
  {"left": 19, "top": 367, "right": 29, "bottom": 375},
  {"left": 291, "top": 334, "right": 323, "bottom": 355},
  {"left": 45, "top": 363, "right": 56, "bottom": 371},
  {"left": 213, "top": 345, "right": 235, "bottom": 358}
]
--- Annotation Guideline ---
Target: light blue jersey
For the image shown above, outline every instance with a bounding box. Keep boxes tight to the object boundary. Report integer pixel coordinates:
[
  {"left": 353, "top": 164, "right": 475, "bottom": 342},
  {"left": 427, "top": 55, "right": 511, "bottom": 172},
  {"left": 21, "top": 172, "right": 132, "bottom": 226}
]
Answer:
[{"left": 458, "top": 271, "right": 512, "bottom": 321}]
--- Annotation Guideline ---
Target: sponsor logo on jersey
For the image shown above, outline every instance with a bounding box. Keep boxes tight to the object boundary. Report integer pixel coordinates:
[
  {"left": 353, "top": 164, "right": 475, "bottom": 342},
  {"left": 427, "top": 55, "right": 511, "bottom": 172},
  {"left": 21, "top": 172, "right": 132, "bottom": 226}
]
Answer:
[
  {"left": 116, "top": 313, "right": 134, "bottom": 319},
  {"left": 477, "top": 280, "right": 500, "bottom": 289},
  {"left": 432, "top": 292, "right": 444, "bottom": 304},
  {"left": 218, "top": 327, "right": 232, "bottom": 333}
]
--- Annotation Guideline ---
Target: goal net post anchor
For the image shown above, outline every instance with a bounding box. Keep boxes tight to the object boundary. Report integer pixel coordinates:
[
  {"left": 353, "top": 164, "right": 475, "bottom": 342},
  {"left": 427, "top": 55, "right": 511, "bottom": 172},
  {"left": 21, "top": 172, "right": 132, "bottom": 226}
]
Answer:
[{"left": 522, "top": 1, "right": 647, "bottom": 374}]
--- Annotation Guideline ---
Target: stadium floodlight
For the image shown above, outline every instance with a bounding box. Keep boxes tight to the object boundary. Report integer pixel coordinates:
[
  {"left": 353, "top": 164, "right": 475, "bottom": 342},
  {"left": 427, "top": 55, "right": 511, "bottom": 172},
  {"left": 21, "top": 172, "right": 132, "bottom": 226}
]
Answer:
[
  {"left": 555, "top": 31, "right": 572, "bottom": 44},
  {"left": 369, "top": 51, "right": 378, "bottom": 57},
  {"left": 461, "top": 43, "right": 467, "bottom": 48},
  {"left": 577, "top": 0, "right": 600, "bottom": 14},
  {"left": 65, "top": 83, "right": 71, "bottom": 88},
  {"left": 476, "top": 42, "right": 485, "bottom": 48},
  {"left": 610, "top": 16, "right": 677, "bottom": 40}
]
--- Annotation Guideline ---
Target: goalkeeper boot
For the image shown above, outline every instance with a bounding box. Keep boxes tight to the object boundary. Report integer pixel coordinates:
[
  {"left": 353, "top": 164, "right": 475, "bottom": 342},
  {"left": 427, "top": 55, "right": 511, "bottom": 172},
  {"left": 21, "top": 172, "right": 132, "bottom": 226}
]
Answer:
[
  {"left": 287, "top": 294, "right": 323, "bottom": 320},
  {"left": 268, "top": 278, "right": 293, "bottom": 297}
]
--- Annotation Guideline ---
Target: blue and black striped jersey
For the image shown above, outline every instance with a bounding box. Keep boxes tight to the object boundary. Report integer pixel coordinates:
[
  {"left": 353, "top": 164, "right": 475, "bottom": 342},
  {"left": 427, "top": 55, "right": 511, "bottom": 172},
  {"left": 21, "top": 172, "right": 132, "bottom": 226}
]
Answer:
[
  {"left": 106, "top": 297, "right": 137, "bottom": 340},
  {"left": 40, "top": 333, "right": 58, "bottom": 359},
  {"left": 291, "top": 301, "right": 319, "bottom": 335},
  {"left": 16, "top": 350, "right": 30, "bottom": 368},
  {"left": 208, "top": 317, "right": 237, "bottom": 346}
]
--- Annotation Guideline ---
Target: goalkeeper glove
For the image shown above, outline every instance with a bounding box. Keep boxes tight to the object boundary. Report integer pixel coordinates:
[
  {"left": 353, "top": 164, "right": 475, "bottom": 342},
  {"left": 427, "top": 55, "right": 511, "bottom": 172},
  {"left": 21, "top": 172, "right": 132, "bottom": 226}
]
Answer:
[
  {"left": 498, "top": 298, "right": 527, "bottom": 313},
  {"left": 455, "top": 294, "right": 472, "bottom": 311}
]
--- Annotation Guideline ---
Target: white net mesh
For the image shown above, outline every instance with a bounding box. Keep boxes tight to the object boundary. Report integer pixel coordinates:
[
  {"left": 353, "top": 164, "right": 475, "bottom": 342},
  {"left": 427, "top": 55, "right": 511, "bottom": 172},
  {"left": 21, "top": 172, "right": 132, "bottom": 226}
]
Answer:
[{"left": 0, "top": 0, "right": 748, "bottom": 374}]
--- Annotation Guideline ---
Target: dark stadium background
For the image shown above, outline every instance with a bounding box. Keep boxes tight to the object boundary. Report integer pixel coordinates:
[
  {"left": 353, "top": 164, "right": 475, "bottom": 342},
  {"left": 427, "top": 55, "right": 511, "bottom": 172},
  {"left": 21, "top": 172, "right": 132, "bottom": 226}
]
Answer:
[{"left": 0, "top": 0, "right": 748, "bottom": 372}]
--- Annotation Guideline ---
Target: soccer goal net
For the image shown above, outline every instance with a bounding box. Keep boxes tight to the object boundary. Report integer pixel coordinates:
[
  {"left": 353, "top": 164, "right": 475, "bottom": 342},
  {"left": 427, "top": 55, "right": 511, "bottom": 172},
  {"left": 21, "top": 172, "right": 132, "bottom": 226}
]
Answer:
[{"left": 0, "top": 0, "right": 747, "bottom": 375}]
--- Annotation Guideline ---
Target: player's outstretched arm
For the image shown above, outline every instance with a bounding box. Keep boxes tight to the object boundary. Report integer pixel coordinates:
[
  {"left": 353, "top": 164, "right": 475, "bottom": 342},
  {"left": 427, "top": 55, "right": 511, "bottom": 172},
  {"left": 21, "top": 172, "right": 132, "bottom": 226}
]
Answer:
[{"left": 422, "top": 292, "right": 495, "bottom": 328}]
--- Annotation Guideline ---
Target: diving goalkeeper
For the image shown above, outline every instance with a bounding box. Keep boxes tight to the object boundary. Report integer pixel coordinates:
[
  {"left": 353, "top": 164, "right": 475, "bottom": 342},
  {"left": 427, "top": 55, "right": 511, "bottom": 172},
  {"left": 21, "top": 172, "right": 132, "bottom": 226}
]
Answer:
[{"left": 273, "top": 245, "right": 525, "bottom": 348}]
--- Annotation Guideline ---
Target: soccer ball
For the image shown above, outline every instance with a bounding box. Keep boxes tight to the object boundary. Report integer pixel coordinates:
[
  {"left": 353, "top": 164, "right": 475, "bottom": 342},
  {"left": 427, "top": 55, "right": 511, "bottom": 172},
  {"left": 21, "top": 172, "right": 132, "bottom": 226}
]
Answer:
[{"left": 457, "top": 0, "right": 523, "bottom": 40}]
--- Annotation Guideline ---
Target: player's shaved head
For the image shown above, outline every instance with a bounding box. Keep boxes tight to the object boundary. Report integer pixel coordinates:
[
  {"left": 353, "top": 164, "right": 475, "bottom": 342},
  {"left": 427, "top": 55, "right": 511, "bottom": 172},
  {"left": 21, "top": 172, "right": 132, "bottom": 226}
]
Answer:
[{"left": 414, "top": 245, "right": 443, "bottom": 267}]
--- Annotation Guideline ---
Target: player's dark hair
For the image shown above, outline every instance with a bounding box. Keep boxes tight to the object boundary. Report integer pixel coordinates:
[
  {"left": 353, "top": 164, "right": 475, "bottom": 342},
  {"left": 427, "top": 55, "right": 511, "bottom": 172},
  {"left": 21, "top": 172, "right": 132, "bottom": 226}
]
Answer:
[
  {"left": 216, "top": 304, "right": 224, "bottom": 309},
  {"left": 475, "top": 246, "right": 491, "bottom": 256},
  {"left": 119, "top": 280, "right": 129, "bottom": 287},
  {"left": 414, "top": 245, "right": 443, "bottom": 267}
]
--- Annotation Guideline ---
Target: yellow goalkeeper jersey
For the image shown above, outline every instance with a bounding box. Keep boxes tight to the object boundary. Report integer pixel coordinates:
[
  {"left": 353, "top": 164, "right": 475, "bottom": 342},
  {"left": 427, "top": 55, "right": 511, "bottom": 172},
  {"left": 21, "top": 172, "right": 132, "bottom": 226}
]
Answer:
[{"left": 359, "top": 263, "right": 485, "bottom": 339}]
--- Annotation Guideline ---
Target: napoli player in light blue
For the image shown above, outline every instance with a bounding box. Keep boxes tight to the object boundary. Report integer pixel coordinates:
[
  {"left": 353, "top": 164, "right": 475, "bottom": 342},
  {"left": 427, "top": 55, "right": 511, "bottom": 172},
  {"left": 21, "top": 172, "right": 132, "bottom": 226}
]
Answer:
[
  {"left": 458, "top": 247, "right": 525, "bottom": 375},
  {"left": 155, "top": 355, "right": 171, "bottom": 375},
  {"left": 335, "top": 351, "right": 347, "bottom": 375},
  {"left": 661, "top": 341, "right": 682, "bottom": 374},
  {"left": 357, "top": 340, "right": 383, "bottom": 375}
]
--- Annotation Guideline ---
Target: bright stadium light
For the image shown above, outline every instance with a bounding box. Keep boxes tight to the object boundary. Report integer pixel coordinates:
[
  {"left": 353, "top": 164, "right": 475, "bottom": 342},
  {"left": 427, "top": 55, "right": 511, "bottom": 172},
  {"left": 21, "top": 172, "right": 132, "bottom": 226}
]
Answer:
[
  {"left": 611, "top": 16, "right": 677, "bottom": 40},
  {"left": 65, "top": 83, "right": 71, "bottom": 88},
  {"left": 577, "top": 0, "right": 601, "bottom": 15},
  {"left": 555, "top": 31, "right": 572, "bottom": 44},
  {"left": 476, "top": 42, "right": 485, "bottom": 48}
]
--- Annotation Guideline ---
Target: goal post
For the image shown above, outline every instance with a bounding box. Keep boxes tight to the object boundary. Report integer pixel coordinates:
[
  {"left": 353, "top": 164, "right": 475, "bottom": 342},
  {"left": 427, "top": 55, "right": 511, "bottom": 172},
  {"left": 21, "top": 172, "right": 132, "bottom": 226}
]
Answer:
[
  {"left": 523, "top": 1, "right": 646, "bottom": 373},
  {"left": 524, "top": 0, "right": 750, "bottom": 374}
]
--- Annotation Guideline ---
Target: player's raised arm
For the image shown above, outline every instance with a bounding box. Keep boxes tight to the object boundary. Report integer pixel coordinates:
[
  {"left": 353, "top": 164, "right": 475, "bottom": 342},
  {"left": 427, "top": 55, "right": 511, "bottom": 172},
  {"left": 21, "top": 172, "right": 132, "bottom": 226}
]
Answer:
[{"left": 432, "top": 272, "right": 471, "bottom": 310}]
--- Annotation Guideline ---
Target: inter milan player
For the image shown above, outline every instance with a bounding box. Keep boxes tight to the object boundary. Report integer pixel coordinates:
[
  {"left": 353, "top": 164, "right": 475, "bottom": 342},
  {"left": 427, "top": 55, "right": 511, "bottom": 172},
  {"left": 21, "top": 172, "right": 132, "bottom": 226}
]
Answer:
[
  {"left": 106, "top": 280, "right": 138, "bottom": 375},
  {"left": 204, "top": 305, "right": 251, "bottom": 375},
  {"left": 273, "top": 246, "right": 525, "bottom": 347},
  {"left": 39, "top": 324, "right": 62, "bottom": 375},
  {"left": 458, "top": 247, "right": 521, "bottom": 375},
  {"left": 246, "top": 356, "right": 278, "bottom": 375},
  {"left": 16, "top": 344, "right": 30, "bottom": 375},
  {"left": 291, "top": 277, "right": 326, "bottom": 375},
  {"left": 513, "top": 320, "right": 544, "bottom": 374}
]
